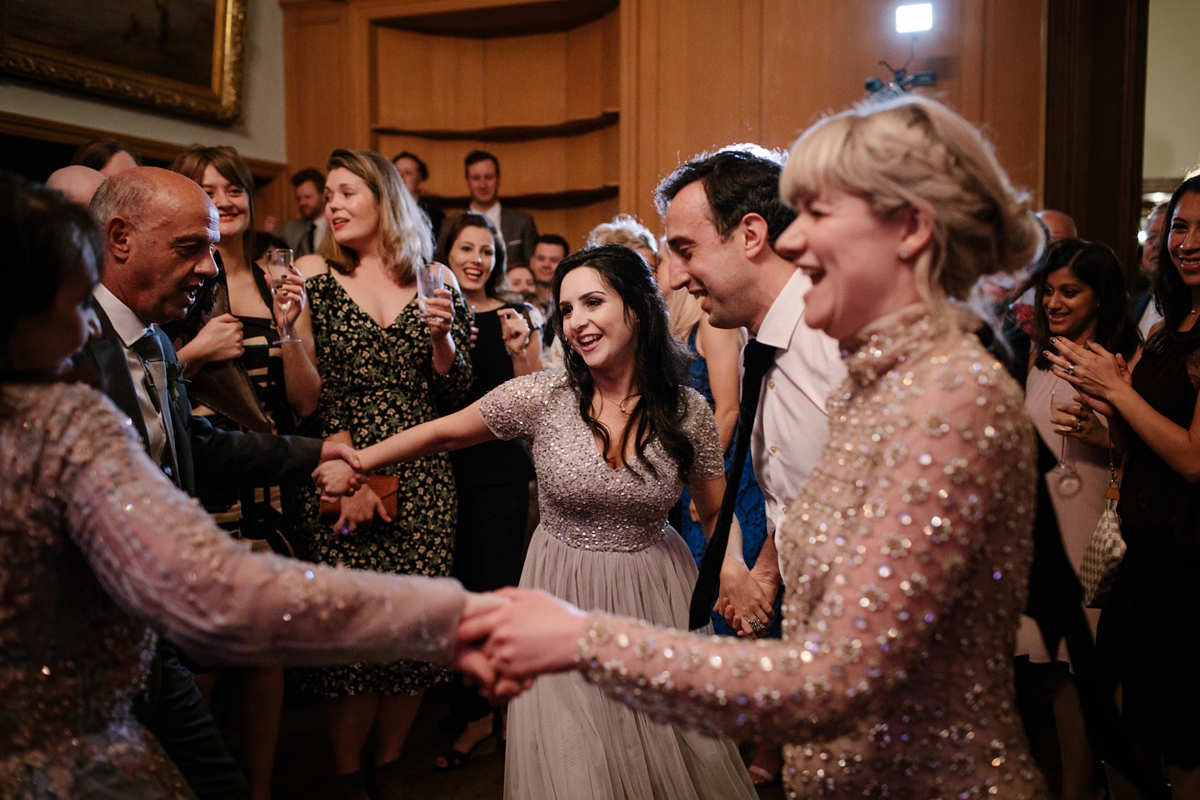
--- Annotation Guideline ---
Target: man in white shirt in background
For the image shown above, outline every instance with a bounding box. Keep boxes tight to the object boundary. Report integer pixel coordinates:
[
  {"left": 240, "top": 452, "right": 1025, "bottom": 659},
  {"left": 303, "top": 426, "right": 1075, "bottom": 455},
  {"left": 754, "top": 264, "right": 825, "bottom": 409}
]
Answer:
[
  {"left": 463, "top": 150, "right": 538, "bottom": 266},
  {"left": 279, "top": 168, "right": 328, "bottom": 258}
]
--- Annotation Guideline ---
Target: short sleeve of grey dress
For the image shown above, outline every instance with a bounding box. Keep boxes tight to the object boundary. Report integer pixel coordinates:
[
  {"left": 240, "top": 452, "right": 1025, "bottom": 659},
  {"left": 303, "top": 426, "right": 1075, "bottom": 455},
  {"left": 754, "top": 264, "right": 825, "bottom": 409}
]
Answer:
[{"left": 478, "top": 370, "right": 756, "bottom": 800}]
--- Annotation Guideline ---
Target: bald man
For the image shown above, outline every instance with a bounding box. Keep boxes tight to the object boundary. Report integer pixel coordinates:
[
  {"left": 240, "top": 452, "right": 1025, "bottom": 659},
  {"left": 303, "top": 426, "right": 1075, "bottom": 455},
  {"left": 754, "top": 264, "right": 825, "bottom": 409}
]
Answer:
[
  {"left": 74, "top": 167, "right": 360, "bottom": 800},
  {"left": 1037, "top": 208, "right": 1078, "bottom": 242},
  {"left": 46, "top": 164, "right": 105, "bottom": 210}
]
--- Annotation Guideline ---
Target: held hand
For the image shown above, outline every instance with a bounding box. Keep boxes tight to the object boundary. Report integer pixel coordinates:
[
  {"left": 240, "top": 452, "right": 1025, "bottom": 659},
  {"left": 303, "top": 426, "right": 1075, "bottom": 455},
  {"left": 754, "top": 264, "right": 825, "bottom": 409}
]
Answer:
[
  {"left": 457, "top": 588, "right": 587, "bottom": 680},
  {"left": 498, "top": 308, "right": 531, "bottom": 357},
  {"left": 331, "top": 484, "right": 391, "bottom": 535},
  {"left": 187, "top": 313, "right": 244, "bottom": 365},
  {"left": 453, "top": 593, "right": 532, "bottom": 700},
  {"left": 1050, "top": 400, "right": 1110, "bottom": 448},
  {"left": 272, "top": 273, "right": 308, "bottom": 328},
  {"left": 424, "top": 288, "right": 454, "bottom": 341},
  {"left": 718, "top": 559, "right": 774, "bottom": 638},
  {"left": 313, "top": 459, "right": 360, "bottom": 500},
  {"left": 317, "top": 442, "right": 366, "bottom": 494}
]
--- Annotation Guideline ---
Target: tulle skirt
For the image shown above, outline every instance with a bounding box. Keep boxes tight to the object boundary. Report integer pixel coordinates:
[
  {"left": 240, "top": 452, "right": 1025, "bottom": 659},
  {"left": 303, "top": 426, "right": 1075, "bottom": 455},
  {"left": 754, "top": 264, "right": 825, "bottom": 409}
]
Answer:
[{"left": 503, "top": 526, "right": 758, "bottom": 800}]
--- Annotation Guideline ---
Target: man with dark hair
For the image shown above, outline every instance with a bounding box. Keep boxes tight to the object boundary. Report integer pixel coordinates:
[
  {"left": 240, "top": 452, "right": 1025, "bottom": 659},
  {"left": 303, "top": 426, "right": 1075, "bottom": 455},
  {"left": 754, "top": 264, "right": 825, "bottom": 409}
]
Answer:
[
  {"left": 280, "top": 167, "right": 327, "bottom": 257},
  {"left": 658, "top": 146, "right": 844, "bottom": 787},
  {"left": 393, "top": 150, "right": 445, "bottom": 246},
  {"left": 529, "top": 233, "right": 569, "bottom": 316},
  {"left": 463, "top": 149, "right": 538, "bottom": 265}
]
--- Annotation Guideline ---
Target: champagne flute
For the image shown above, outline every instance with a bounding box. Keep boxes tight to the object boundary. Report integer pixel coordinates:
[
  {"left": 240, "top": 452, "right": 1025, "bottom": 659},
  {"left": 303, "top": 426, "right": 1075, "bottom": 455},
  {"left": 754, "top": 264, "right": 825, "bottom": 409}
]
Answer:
[
  {"left": 266, "top": 248, "right": 301, "bottom": 343},
  {"left": 1050, "top": 388, "right": 1082, "bottom": 497}
]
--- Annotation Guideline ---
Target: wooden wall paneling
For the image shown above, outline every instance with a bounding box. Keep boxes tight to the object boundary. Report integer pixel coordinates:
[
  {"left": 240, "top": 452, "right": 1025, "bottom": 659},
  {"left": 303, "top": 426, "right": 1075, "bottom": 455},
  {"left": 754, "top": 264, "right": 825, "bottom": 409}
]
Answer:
[
  {"left": 533, "top": 196, "right": 621, "bottom": 252},
  {"left": 485, "top": 32, "right": 569, "bottom": 128},
  {"left": 563, "top": 15, "right": 608, "bottom": 121},
  {"left": 282, "top": 4, "right": 353, "bottom": 190},
  {"left": 619, "top": 0, "right": 653, "bottom": 223},
  {"left": 375, "top": 28, "right": 486, "bottom": 131}
]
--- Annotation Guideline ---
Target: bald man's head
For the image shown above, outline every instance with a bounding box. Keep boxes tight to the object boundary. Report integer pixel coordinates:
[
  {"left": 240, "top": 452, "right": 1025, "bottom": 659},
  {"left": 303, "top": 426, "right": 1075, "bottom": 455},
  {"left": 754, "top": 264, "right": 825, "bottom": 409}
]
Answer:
[
  {"left": 46, "top": 165, "right": 105, "bottom": 210},
  {"left": 90, "top": 167, "right": 220, "bottom": 324},
  {"left": 1037, "top": 209, "right": 1078, "bottom": 242}
]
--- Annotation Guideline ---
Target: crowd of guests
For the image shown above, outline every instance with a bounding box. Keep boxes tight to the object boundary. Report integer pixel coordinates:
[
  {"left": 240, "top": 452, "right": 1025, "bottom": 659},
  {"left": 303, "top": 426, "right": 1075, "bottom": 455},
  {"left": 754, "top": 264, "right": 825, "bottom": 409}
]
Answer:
[{"left": 3, "top": 92, "right": 1199, "bottom": 800}]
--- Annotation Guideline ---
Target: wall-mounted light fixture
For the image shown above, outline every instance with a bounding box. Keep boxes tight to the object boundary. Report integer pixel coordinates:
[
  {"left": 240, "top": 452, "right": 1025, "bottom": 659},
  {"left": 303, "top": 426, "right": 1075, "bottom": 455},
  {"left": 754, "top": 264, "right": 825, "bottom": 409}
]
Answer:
[{"left": 896, "top": 3, "right": 933, "bottom": 34}]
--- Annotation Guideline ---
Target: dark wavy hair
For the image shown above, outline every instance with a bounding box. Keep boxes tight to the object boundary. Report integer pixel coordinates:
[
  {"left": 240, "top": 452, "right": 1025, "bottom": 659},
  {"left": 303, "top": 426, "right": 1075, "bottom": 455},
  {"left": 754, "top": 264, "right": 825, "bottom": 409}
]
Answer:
[
  {"left": 170, "top": 145, "right": 257, "bottom": 257},
  {"left": 1031, "top": 239, "right": 1140, "bottom": 371},
  {"left": 437, "top": 213, "right": 508, "bottom": 300},
  {"left": 1, "top": 172, "right": 103, "bottom": 391},
  {"left": 71, "top": 139, "right": 141, "bottom": 172},
  {"left": 1148, "top": 175, "right": 1200, "bottom": 354},
  {"left": 551, "top": 244, "right": 694, "bottom": 482}
]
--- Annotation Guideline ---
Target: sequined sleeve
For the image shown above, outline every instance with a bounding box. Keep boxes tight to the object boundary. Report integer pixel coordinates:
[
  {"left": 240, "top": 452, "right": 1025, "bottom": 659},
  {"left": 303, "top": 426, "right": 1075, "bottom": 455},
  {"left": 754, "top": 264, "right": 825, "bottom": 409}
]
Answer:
[
  {"left": 477, "top": 369, "right": 560, "bottom": 442},
  {"left": 430, "top": 284, "right": 474, "bottom": 406},
  {"left": 683, "top": 387, "right": 725, "bottom": 481},
  {"left": 574, "top": 341, "right": 1036, "bottom": 744},
  {"left": 49, "top": 384, "right": 466, "bottom": 667}
]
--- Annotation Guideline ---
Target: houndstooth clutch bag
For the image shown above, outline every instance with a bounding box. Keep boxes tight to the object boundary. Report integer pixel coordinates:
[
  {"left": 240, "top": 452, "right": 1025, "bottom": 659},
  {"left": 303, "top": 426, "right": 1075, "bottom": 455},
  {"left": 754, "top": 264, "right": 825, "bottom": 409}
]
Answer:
[{"left": 1079, "top": 480, "right": 1125, "bottom": 608}]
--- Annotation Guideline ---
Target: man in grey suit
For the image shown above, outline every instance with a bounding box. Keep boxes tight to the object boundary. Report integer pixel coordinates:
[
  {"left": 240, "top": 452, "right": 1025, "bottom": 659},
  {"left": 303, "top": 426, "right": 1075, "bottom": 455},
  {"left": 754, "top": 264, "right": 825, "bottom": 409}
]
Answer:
[
  {"left": 279, "top": 168, "right": 328, "bottom": 257},
  {"left": 463, "top": 150, "right": 538, "bottom": 266}
]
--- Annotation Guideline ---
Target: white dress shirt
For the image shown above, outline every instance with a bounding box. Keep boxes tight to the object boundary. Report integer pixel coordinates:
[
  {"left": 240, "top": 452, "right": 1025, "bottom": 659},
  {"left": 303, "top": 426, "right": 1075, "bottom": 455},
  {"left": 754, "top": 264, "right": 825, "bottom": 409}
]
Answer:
[
  {"left": 747, "top": 270, "right": 847, "bottom": 544},
  {"left": 470, "top": 200, "right": 503, "bottom": 234},
  {"left": 93, "top": 284, "right": 169, "bottom": 464},
  {"left": 1138, "top": 300, "right": 1163, "bottom": 340}
]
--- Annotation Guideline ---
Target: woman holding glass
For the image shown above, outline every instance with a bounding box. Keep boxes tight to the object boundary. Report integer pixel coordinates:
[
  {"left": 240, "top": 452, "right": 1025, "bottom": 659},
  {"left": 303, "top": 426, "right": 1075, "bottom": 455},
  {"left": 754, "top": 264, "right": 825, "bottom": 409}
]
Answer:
[
  {"left": 1049, "top": 176, "right": 1200, "bottom": 800},
  {"left": 294, "top": 149, "right": 472, "bottom": 799},
  {"left": 457, "top": 96, "right": 1051, "bottom": 800},
  {"left": 1019, "top": 239, "right": 1140, "bottom": 800},
  {"left": 170, "top": 145, "right": 321, "bottom": 800}
]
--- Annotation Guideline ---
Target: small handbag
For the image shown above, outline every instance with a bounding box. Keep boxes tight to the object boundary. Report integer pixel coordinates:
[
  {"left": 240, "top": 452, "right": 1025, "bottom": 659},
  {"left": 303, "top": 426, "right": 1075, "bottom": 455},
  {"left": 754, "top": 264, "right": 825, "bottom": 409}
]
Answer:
[
  {"left": 1079, "top": 447, "right": 1126, "bottom": 608},
  {"left": 318, "top": 474, "right": 400, "bottom": 525}
]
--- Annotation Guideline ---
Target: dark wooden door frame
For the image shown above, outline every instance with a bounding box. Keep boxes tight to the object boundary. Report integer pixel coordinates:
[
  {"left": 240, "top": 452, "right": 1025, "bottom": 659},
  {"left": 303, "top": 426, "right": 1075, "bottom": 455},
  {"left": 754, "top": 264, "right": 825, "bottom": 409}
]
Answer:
[{"left": 1044, "top": 0, "right": 1149, "bottom": 281}]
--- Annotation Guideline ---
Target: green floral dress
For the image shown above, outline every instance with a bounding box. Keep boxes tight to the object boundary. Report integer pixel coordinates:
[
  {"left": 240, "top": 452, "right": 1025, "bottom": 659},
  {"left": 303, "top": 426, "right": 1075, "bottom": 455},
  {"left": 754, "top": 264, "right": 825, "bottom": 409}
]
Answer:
[{"left": 297, "top": 268, "right": 472, "bottom": 696}]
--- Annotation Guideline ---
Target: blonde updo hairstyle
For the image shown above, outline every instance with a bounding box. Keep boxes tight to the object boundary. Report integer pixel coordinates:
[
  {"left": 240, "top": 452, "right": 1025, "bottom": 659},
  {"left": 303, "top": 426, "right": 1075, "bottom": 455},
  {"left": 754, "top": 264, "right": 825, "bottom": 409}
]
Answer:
[
  {"left": 324, "top": 148, "right": 433, "bottom": 284},
  {"left": 780, "top": 96, "right": 1040, "bottom": 318},
  {"left": 587, "top": 214, "right": 660, "bottom": 261}
]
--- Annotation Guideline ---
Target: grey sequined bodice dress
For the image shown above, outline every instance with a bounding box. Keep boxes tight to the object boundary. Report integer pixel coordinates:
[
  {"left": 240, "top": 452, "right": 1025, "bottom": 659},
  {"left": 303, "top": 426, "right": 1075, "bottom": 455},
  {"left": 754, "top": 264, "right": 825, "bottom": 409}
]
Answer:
[{"left": 477, "top": 371, "right": 758, "bottom": 800}]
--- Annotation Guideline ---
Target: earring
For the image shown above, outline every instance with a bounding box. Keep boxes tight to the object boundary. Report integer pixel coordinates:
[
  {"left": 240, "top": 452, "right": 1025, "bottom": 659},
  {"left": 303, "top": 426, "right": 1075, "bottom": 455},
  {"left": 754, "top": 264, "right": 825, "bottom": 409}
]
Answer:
[{"left": 899, "top": 248, "right": 909, "bottom": 260}]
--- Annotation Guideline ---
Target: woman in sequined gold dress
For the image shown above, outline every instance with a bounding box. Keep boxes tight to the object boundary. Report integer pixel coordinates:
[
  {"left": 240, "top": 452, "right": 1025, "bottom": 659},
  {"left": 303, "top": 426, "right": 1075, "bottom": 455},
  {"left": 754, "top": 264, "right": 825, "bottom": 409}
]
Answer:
[
  {"left": 0, "top": 174, "right": 504, "bottom": 799},
  {"left": 315, "top": 245, "right": 758, "bottom": 800},
  {"left": 463, "top": 96, "right": 1051, "bottom": 800}
]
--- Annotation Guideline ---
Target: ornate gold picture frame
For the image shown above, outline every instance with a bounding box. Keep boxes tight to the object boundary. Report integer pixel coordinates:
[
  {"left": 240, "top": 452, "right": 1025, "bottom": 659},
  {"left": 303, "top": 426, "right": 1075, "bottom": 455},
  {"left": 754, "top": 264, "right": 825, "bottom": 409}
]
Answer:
[{"left": 0, "top": 0, "right": 246, "bottom": 125}]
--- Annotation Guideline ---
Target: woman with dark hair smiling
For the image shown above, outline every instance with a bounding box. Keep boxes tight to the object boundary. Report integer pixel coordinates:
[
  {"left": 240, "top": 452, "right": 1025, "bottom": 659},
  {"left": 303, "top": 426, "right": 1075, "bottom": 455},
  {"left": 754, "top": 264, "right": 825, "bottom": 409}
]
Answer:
[
  {"left": 1019, "top": 239, "right": 1140, "bottom": 800},
  {"left": 1050, "top": 175, "right": 1200, "bottom": 800},
  {"left": 315, "top": 244, "right": 756, "bottom": 799}
]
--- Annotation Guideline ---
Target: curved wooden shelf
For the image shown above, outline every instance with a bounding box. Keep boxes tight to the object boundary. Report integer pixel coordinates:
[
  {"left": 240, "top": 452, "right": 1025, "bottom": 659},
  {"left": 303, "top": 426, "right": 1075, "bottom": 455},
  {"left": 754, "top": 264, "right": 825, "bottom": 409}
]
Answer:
[
  {"left": 372, "top": 111, "right": 618, "bottom": 143},
  {"left": 426, "top": 185, "right": 618, "bottom": 211},
  {"left": 378, "top": 0, "right": 618, "bottom": 38}
]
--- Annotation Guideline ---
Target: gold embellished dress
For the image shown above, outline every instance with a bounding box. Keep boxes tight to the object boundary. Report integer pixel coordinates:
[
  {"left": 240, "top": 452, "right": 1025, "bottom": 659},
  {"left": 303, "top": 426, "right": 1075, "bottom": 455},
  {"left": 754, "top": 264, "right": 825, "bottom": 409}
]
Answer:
[
  {"left": 477, "top": 370, "right": 758, "bottom": 800},
  {"left": 0, "top": 383, "right": 466, "bottom": 799},
  {"left": 572, "top": 307, "right": 1049, "bottom": 800}
]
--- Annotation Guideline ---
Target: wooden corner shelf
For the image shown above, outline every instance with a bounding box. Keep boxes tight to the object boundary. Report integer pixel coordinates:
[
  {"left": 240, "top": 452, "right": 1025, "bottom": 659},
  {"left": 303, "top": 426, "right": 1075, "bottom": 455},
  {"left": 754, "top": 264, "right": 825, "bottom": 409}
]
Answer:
[
  {"left": 372, "top": 111, "right": 618, "bottom": 144},
  {"left": 427, "top": 185, "right": 618, "bottom": 211}
]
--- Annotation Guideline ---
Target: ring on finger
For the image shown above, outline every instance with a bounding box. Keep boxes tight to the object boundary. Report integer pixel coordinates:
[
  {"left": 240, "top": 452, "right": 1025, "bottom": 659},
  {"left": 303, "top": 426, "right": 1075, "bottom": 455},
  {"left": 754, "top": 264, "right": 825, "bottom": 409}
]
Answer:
[
  {"left": 1074, "top": 421, "right": 1084, "bottom": 432},
  {"left": 747, "top": 616, "right": 767, "bottom": 635},
  {"left": 1066, "top": 364, "right": 1075, "bottom": 377}
]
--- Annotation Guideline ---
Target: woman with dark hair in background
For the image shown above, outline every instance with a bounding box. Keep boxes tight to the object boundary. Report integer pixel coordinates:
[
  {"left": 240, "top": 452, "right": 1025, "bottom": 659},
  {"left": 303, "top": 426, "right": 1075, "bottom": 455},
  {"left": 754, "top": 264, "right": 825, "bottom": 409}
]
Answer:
[
  {"left": 169, "top": 145, "right": 322, "bottom": 800},
  {"left": 70, "top": 138, "right": 141, "bottom": 176},
  {"left": 1051, "top": 175, "right": 1200, "bottom": 800},
  {"left": 1018, "top": 239, "right": 1140, "bottom": 800},
  {"left": 295, "top": 148, "right": 473, "bottom": 798},
  {"left": 432, "top": 212, "right": 540, "bottom": 768},
  {"left": 315, "top": 245, "right": 757, "bottom": 799}
]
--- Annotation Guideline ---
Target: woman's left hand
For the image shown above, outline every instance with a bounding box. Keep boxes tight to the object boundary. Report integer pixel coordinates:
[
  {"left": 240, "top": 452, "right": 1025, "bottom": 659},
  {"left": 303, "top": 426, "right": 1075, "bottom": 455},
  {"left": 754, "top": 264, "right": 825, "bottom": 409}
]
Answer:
[
  {"left": 1050, "top": 398, "right": 1110, "bottom": 448},
  {"left": 498, "top": 307, "right": 531, "bottom": 357},
  {"left": 1043, "top": 338, "right": 1127, "bottom": 401},
  {"left": 272, "top": 273, "right": 307, "bottom": 329},
  {"left": 424, "top": 287, "right": 454, "bottom": 340}
]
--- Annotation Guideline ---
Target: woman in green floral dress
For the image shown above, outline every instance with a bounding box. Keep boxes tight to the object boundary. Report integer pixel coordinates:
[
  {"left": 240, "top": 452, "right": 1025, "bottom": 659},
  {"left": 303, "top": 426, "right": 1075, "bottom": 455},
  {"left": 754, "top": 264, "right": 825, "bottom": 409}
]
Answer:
[{"left": 294, "top": 149, "right": 472, "bottom": 798}]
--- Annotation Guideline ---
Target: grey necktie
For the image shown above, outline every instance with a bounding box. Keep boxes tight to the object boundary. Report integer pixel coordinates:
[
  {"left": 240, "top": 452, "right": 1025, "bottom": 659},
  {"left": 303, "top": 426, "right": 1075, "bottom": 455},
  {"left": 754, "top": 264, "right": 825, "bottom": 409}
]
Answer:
[{"left": 132, "top": 331, "right": 181, "bottom": 484}]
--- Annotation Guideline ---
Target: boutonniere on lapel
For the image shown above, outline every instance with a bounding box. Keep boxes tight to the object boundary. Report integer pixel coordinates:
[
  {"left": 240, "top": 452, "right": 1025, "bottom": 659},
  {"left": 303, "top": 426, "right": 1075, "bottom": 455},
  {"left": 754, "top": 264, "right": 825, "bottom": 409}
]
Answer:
[{"left": 166, "top": 362, "right": 190, "bottom": 402}]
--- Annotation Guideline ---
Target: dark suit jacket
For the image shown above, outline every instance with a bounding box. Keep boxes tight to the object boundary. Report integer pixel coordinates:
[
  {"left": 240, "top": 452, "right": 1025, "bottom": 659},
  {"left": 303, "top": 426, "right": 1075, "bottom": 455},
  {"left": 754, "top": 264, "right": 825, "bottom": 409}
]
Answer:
[
  {"left": 73, "top": 303, "right": 323, "bottom": 497},
  {"left": 499, "top": 207, "right": 539, "bottom": 267}
]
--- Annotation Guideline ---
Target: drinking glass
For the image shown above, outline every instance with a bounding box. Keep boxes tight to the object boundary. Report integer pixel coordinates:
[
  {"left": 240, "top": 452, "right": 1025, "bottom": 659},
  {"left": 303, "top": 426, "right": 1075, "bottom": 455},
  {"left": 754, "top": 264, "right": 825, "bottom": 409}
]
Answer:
[
  {"left": 1050, "top": 389, "right": 1082, "bottom": 497},
  {"left": 265, "top": 248, "right": 301, "bottom": 343},
  {"left": 415, "top": 262, "right": 445, "bottom": 323}
]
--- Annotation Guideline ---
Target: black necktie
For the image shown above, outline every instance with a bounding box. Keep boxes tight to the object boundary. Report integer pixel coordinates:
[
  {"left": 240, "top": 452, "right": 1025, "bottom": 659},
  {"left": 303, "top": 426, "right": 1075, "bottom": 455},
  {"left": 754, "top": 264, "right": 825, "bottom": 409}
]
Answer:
[
  {"left": 304, "top": 222, "right": 316, "bottom": 255},
  {"left": 689, "top": 339, "right": 777, "bottom": 629}
]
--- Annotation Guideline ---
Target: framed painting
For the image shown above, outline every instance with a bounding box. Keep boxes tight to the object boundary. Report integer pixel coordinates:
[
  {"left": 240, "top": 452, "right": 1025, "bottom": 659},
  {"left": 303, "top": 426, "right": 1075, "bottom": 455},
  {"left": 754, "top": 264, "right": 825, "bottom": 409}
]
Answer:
[{"left": 0, "top": 0, "right": 246, "bottom": 124}]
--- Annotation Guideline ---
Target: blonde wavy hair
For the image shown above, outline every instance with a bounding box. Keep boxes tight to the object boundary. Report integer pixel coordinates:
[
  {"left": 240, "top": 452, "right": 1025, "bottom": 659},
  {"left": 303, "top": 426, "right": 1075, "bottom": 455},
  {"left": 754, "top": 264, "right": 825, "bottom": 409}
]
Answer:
[
  {"left": 324, "top": 149, "right": 432, "bottom": 284},
  {"left": 587, "top": 214, "right": 659, "bottom": 259},
  {"left": 780, "top": 96, "right": 1041, "bottom": 315}
]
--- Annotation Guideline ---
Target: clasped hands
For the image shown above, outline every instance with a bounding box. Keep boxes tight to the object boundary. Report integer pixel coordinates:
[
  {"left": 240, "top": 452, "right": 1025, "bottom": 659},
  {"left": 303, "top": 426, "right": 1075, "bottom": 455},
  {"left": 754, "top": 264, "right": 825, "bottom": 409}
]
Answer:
[{"left": 452, "top": 588, "right": 588, "bottom": 700}]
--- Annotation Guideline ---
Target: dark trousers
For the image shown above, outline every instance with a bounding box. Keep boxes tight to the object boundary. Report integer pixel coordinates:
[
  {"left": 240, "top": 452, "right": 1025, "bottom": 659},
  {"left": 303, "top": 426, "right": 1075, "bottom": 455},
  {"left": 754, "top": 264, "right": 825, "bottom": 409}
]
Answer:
[{"left": 140, "top": 642, "right": 250, "bottom": 800}]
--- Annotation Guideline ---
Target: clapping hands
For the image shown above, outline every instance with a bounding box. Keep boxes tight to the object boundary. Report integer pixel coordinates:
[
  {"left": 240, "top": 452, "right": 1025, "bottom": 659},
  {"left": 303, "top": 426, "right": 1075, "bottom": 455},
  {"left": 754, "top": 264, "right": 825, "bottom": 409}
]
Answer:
[{"left": 452, "top": 588, "right": 588, "bottom": 699}]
